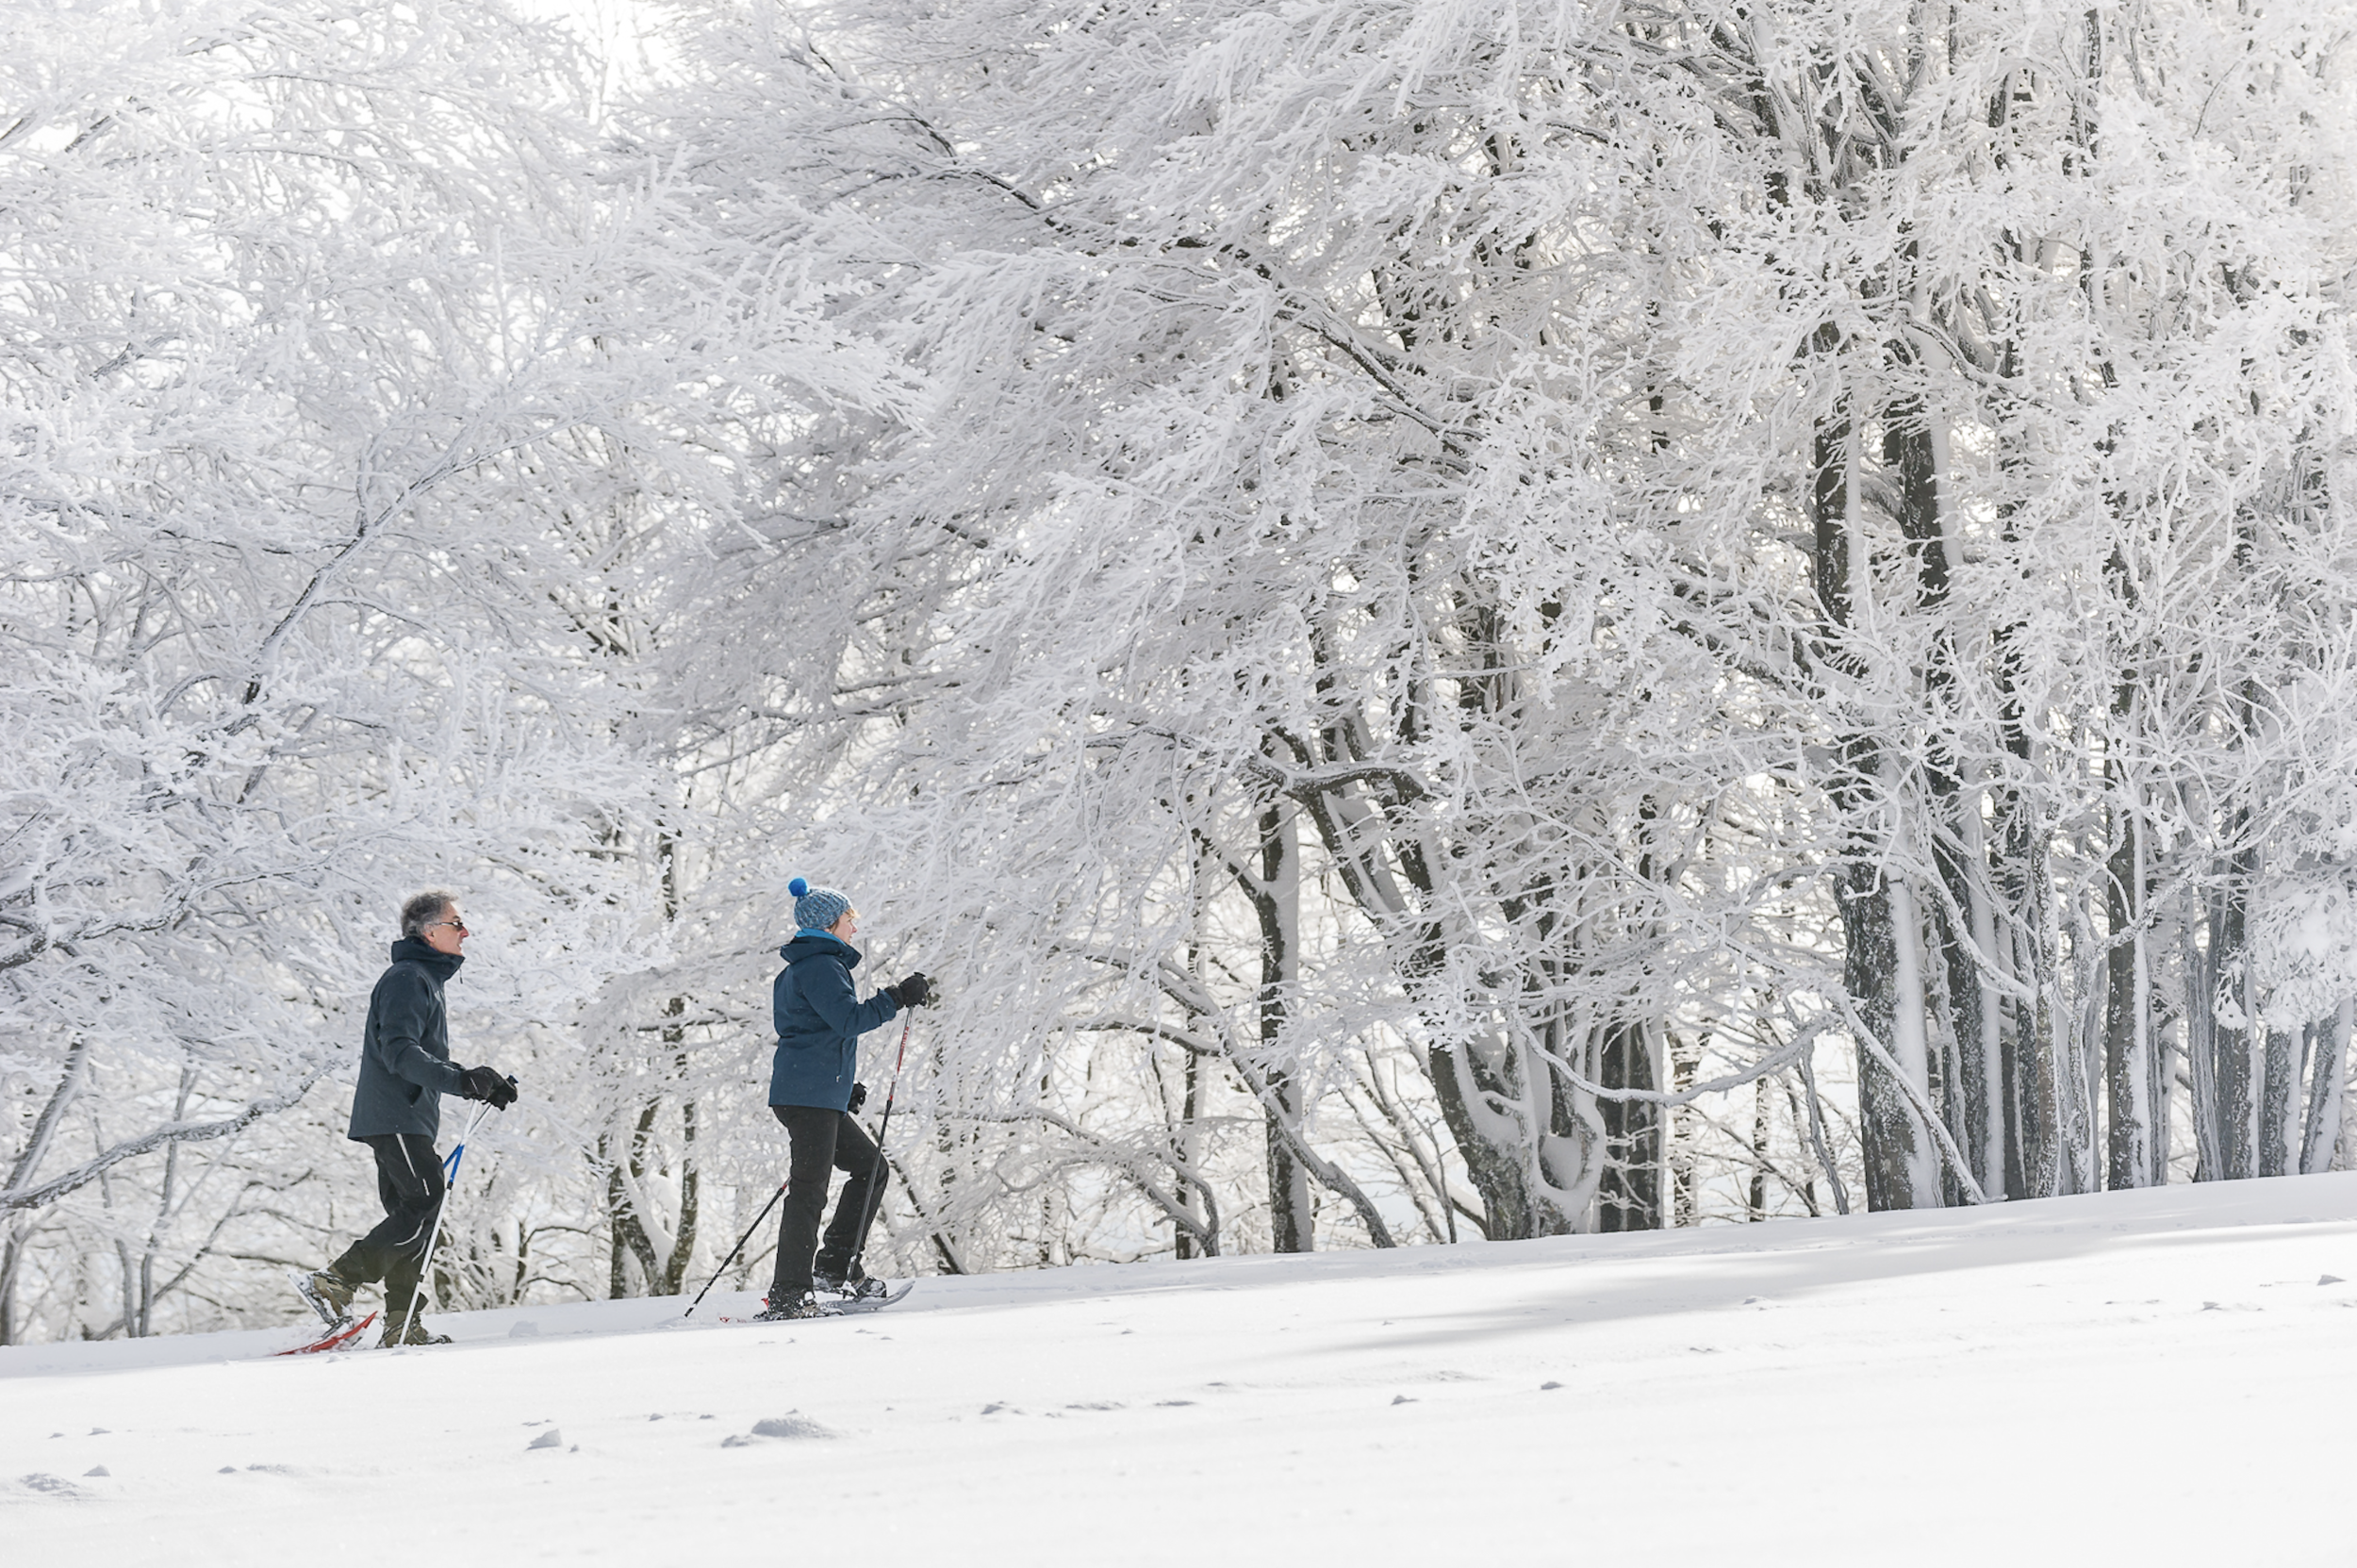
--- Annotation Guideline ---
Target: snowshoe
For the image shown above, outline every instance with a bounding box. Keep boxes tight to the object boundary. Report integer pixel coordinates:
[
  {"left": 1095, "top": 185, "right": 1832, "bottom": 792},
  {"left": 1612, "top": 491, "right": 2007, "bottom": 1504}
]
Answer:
[
  {"left": 291, "top": 1268, "right": 356, "bottom": 1329},
  {"left": 278, "top": 1311, "right": 379, "bottom": 1357},
  {"left": 835, "top": 1279, "right": 913, "bottom": 1313},
  {"left": 754, "top": 1290, "right": 835, "bottom": 1321}
]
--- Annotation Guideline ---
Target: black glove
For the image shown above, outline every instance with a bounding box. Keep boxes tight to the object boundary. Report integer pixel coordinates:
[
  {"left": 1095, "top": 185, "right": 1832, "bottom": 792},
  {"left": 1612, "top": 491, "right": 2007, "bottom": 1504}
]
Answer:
[
  {"left": 459, "top": 1065, "right": 519, "bottom": 1110},
  {"left": 848, "top": 1081, "right": 868, "bottom": 1114},
  {"left": 887, "top": 971, "right": 931, "bottom": 1010}
]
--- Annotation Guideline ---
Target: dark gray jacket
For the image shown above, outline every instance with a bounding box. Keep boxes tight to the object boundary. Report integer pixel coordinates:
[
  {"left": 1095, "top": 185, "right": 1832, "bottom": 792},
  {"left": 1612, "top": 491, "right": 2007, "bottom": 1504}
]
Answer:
[{"left": 348, "top": 937, "right": 467, "bottom": 1140}]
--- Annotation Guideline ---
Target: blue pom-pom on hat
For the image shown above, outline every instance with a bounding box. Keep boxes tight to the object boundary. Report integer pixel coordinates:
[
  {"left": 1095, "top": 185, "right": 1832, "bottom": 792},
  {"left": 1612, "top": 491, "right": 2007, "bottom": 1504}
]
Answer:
[{"left": 790, "top": 877, "right": 851, "bottom": 934}]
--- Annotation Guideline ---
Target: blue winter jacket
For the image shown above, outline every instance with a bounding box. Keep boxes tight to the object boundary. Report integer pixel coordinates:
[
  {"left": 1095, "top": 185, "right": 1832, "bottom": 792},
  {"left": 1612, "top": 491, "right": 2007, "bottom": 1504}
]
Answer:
[
  {"left": 348, "top": 937, "right": 468, "bottom": 1140},
  {"left": 769, "top": 932, "right": 900, "bottom": 1111}
]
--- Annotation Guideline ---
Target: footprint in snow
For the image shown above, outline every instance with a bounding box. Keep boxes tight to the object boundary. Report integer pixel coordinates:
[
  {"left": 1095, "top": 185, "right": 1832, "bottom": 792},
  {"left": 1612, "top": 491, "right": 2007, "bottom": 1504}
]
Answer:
[
  {"left": 527, "top": 1428, "right": 565, "bottom": 1450},
  {"left": 16, "top": 1473, "right": 83, "bottom": 1499}
]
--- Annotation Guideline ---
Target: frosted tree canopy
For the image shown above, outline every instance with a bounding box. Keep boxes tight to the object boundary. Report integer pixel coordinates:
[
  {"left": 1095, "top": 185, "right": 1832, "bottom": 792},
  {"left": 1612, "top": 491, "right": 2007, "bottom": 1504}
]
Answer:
[{"left": 7, "top": 0, "right": 2357, "bottom": 1344}]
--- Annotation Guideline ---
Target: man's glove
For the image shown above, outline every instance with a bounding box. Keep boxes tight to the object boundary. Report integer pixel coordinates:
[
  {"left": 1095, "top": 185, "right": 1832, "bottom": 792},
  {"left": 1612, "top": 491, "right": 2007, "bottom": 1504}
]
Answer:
[
  {"left": 848, "top": 1081, "right": 868, "bottom": 1114},
  {"left": 460, "top": 1065, "right": 519, "bottom": 1110},
  {"left": 886, "top": 971, "right": 932, "bottom": 1010}
]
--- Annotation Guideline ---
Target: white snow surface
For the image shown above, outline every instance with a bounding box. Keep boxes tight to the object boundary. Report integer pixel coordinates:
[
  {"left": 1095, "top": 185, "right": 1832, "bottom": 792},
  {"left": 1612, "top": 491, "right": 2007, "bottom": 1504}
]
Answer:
[{"left": 8, "top": 1177, "right": 2357, "bottom": 1563}]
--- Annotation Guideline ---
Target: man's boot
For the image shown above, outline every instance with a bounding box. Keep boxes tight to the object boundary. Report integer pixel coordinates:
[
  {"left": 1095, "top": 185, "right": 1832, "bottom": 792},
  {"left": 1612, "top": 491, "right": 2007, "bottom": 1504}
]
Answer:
[
  {"left": 379, "top": 1306, "right": 454, "bottom": 1347},
  {"left": 291, "top": 1268, "right": 357, "bottom": 1329}
]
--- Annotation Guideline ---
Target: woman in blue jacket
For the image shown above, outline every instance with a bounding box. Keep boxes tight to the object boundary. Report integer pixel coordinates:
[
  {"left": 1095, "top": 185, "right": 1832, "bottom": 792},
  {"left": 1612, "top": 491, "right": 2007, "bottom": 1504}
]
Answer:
[{"left": 760, "top": 877, "right": 930, "bottom": 1320}]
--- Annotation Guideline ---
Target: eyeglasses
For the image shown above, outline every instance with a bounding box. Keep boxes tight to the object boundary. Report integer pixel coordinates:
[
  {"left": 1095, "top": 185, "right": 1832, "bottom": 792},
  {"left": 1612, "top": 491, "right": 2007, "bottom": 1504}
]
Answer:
[{"left": 426, "top": 919, "right": 470, "bottom": 936}]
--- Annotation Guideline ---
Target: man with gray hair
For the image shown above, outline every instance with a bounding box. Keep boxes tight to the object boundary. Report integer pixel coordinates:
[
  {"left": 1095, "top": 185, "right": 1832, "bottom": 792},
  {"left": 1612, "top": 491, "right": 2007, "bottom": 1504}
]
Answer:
[{"left": 291, "top": 890, "right": 519, "bottom": 1346}]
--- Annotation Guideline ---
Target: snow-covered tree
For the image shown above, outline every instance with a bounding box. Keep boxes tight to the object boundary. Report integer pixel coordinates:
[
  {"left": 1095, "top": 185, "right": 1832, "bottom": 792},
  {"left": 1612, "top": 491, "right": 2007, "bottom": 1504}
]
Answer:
[
  {"left": 12, "top": 0, "right": 2357, "bottom": 1344},
  {"left": 639, "top": 0, "right": 2357, "bottom": 1259},
  {"left": 0, "top": 0, "right": 702, "bottom": 1341}
]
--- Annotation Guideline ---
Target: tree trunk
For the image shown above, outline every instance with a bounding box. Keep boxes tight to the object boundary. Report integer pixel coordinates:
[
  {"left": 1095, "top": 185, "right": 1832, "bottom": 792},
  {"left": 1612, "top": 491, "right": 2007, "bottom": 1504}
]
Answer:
[
  {"left": 2187, "top": 915, "right": 2224, "bottom": 1182},
  {"left": 2104, "top": 783, "right": 2162, "bottom": 1188},
  {"left": 1940, "top": 767, "right": 2012, "bottom": 1197},
  {"left": 1428, "top": 1037, "right": 1554, "bottom": 1240},
  {"left": 603, "top": 1105, "right": 664, "bottom": 1297},
  {"left": 1747, "top": 1074, "right": 1769, "bottom": 1222},
  {"left": 1171, "top": 1045, "right": 1207, "bottom": 1260},
  {"left": 1671, "top": 1031, "right": 1701, "bottom": 1227},
  {"left": 2301, "top": 1001, "right": 2352, "bottom": 1175},
  {"left": 0, "top": 1227, "right": 21, "bottom": 1346},
  {"left": 662, "top": 1098, "right": 699, "bottom": 1294},
  {"left": 1816, "top": 402, "right": 1938, "bottom": 1211},
  {"left": 1596, "top": 1019, "right": 1662, "bottom": 1231},
  {"left": 2260, "top": 1028, "right": 2300, "bottom": 1180},
  {"left": 2210, "top": 852, "right": 2260, "bottom": 1181},
  {"left": 1252, "top": 802, "right": 1312, "bottom": 1251}
]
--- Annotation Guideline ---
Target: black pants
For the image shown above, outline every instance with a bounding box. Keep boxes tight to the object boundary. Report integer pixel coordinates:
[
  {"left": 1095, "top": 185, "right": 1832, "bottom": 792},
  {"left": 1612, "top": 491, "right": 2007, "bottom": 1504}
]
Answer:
[
  {"left": 769, "top": 1105, "right": 882, "bottom": 1298},
  {"left": 328, "top": 1132, "right": 446, "bottom": 1317}
]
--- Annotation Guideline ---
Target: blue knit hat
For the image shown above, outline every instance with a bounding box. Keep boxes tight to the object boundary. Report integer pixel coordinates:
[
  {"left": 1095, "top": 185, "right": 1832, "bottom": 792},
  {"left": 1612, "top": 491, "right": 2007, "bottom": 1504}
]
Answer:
[{"left": 789, "top": 876, "right": 852, "bottom": 934}]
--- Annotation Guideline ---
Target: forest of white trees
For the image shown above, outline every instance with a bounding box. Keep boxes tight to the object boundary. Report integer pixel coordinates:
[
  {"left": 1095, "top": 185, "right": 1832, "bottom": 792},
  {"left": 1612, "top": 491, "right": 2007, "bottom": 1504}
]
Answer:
[{"left": 7, "top": 0, "right": 2357, "bottom": 1343}]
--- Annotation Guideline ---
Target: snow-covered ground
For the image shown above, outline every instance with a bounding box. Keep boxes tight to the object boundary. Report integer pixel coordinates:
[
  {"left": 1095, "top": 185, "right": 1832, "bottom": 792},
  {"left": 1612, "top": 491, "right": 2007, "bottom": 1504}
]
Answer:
[{"left": 9, "top": 1177, "right": 2357, "bottom": 1563}]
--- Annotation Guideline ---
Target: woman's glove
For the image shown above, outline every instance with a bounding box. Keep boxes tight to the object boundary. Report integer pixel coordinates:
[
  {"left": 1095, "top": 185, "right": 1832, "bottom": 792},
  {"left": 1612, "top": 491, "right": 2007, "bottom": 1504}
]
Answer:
[{"left": 886, "top": 972, "right": 932, "bottom": 1009}]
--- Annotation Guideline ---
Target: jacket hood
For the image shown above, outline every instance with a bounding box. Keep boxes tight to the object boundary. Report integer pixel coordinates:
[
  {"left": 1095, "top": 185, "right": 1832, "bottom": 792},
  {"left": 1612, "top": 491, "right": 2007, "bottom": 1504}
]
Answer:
[
  {"left": 388, "top": 935, "right": 464, "bottom": 979},
  {"left": 780, "top": 931, "right": 862, "bottom": 968}
]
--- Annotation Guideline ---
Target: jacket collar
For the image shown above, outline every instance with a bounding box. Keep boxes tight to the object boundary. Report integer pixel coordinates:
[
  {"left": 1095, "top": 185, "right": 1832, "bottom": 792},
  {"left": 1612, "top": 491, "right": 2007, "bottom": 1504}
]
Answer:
[
  {"left": 781, "top": 931, "right": 862, "bottom": 967},
  {"left": 389, "top": 935, "right": 464, "bottom": 982}
]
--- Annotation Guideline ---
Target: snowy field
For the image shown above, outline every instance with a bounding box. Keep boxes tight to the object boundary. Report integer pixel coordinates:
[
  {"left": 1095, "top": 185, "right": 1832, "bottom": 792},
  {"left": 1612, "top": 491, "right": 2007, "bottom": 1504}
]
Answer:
[{"left": 9, "top": 1178, "right": 2357, "bottom": 1565}]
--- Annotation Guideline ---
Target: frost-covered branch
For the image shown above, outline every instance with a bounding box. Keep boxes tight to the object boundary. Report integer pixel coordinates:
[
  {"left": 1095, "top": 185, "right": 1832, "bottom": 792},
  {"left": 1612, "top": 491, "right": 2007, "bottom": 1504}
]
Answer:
[{"left": 0, "top": 1070, "right": 330, "bottom": 1214}]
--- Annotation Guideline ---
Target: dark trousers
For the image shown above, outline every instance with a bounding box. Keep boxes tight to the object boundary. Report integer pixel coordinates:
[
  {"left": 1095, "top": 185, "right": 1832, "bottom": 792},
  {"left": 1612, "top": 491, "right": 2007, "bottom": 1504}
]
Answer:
[
  {"left": 769, "top": 1105, "right": 882, "bottom": 1298},
  {"left": 328, "top": 1132, "right": 446, "bottom": 1317}
]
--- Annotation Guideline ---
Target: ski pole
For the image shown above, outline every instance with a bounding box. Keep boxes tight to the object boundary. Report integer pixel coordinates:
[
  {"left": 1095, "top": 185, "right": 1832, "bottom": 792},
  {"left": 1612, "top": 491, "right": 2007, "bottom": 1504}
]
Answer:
[
  {"left": 844, "top": 1011, "right": 914, "bottom": 1282},
  {"left": 411, "top": 1100, "right": 492, "bottom": 1320},
  {"left": 681, "top": 1180, "right": 789, "bottom": 1320}
]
